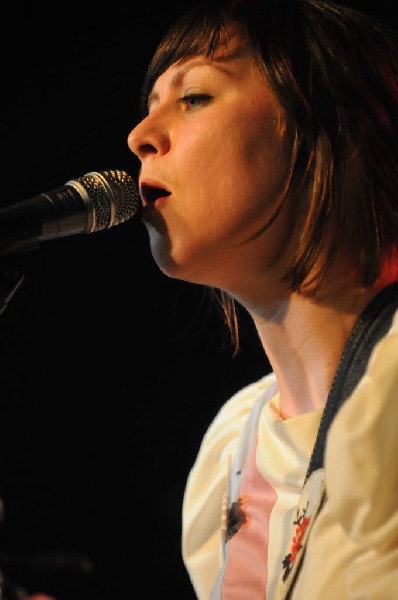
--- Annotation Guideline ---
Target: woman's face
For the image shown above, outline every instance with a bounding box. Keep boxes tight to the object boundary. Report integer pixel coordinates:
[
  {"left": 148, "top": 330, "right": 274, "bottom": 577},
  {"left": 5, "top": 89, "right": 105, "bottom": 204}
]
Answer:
[{"left": 128, "top": 31, "right": 296, "bottom": 298}]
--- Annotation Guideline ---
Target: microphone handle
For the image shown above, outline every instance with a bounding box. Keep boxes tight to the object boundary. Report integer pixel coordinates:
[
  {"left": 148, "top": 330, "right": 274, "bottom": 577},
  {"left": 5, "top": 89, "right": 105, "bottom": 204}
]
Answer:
[{"left": 0, "top": 186, "right": 91, "bottom": 255}]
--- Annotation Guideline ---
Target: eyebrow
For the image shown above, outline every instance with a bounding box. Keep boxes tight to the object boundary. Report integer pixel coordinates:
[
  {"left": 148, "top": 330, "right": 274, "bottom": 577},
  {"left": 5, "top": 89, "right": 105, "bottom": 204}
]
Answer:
[{"left": 147, "top": 48, "right": 248, "bottom": 107}]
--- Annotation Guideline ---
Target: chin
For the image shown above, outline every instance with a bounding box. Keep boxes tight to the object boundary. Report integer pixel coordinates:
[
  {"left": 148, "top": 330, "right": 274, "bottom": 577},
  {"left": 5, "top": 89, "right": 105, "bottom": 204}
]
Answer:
[
  {"left": 149, "top": 242, "right": 185, "bottom": 280},
  {"left": 151, "top": 247, "right": 204, "bottom": 285},
  {"left": 147, "top": 230, "right": 215, "bottom": 285}
]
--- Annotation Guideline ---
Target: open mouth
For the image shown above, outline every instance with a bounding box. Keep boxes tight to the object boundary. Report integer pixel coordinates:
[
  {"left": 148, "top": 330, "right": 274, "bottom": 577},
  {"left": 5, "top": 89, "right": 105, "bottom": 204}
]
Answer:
[{"left": 141, "top": 184, "right": 171, "bottom": 204}]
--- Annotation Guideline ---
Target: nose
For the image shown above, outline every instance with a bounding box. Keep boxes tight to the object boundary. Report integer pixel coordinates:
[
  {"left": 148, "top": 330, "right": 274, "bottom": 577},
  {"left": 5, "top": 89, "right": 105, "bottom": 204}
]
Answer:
[{"left": 127, "top": 114, "right": 170, "bottom": 162}]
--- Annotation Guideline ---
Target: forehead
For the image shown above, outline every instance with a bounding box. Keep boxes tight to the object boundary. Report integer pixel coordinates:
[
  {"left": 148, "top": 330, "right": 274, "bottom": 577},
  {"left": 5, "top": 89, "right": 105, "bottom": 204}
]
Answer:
[
  {"left": 148, "top": 29, "right": 261, "bottom": 99},
  {"left": 141, "top": 20, "right": 265, "bottom": 115}
]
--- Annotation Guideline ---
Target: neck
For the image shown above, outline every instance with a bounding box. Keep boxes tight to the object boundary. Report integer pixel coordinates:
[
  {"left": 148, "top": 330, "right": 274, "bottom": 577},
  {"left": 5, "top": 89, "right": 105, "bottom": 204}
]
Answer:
[{"left": 246, "top": 279, "right": 394, "bottom": 418}]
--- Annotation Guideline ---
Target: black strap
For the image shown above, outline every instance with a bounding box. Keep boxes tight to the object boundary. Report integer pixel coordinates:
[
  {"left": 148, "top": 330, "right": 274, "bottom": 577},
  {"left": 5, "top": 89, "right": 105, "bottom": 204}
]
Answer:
[{"left": 305, "top": 281, "right": 398, "bottom": 483}]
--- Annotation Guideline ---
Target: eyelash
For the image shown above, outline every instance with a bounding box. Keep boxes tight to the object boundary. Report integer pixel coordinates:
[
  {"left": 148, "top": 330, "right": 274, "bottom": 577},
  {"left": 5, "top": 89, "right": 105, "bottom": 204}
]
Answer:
[{"left": 178, "top": 94, "right": 212, "bottom": 110}]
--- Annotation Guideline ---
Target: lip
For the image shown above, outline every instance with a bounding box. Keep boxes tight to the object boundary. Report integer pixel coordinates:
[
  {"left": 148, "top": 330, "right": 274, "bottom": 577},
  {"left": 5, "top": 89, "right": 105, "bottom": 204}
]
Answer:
[{"left": 140, "top": 178, "right": 171, "bottom": 207}]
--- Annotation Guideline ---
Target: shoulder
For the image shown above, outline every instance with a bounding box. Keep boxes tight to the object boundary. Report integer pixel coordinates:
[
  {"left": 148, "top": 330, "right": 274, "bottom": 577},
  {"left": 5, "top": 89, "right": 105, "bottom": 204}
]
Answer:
[
  {"left": 185, "top": 372, "right": 277, "bottom": 482},
  {"left": 328, "top": 305, "right": 398, "bottom": 450},
  {"left": 200, "top": 372, "right": 277, "bottom": 458},
  {"left": 282, "top": 310, "right": 398, "bottom": 600},
  {"left": 182, "top": 371, "right": 277, "bottom": 530},
  {"left": 211, "top": 371, "right": 277, "bottom": 425},
  {"left": 325, "top": 305, "right": 398, "bottom": 538}
]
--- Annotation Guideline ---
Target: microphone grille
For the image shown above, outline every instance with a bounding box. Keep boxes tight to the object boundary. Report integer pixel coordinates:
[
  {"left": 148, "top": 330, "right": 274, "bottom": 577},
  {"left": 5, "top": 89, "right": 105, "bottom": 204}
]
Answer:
[{"left": 72, "top": 169, "right": 140, "bottom": 232}]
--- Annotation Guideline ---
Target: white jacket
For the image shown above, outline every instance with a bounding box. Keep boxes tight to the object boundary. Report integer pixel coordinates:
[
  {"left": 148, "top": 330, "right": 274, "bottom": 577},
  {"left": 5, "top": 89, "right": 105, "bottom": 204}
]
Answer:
[{"left": 182, "top": 307, "right": 398, "bottom": 599}]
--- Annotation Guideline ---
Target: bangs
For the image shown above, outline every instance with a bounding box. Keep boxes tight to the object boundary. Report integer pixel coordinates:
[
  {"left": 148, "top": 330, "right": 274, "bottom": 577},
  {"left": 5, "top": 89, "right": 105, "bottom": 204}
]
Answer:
[{"left": 140, "top": 3, "right": 233, "bottom": 116}]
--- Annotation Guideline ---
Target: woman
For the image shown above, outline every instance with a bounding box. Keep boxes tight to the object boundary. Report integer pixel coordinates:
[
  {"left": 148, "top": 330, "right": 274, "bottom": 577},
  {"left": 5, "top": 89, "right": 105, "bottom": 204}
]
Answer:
[{"left": 127, "top": 0, "right": 398, "bottom": 598}]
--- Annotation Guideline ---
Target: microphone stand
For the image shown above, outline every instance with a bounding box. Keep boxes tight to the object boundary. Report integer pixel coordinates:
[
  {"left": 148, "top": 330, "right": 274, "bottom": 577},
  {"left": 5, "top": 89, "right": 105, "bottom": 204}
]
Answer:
[
  {"left": 0, "top": 253, "right": 27, "bottom": 600},
  {"left": 0, "top": 250, "right": 96, "bottom": 600},
  {"left": 0, "top": 254, "right": 28, "bottom": 318}
]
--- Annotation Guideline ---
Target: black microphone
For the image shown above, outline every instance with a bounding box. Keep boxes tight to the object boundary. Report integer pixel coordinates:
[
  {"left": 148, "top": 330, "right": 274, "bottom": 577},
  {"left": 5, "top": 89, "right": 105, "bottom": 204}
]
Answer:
[{"left": 0, "top": 169, "right": 140, "bottom": 256}]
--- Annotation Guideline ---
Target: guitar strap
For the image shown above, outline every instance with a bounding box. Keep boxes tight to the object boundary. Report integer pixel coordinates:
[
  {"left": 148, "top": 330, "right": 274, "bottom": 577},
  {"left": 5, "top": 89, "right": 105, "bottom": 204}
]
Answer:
[{"left": 305, "top": 281, "right": 398, "bottom": 483}]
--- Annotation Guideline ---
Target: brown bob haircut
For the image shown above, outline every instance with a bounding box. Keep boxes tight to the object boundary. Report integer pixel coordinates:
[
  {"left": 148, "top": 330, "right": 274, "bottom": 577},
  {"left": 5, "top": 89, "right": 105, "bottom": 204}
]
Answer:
[{"left": 140, "top": 0, "right": 398, "bottom": 348}]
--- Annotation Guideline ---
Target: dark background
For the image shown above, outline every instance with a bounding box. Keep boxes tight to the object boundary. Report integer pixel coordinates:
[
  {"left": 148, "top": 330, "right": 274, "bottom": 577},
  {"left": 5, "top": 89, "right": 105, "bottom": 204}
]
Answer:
[
  {"left": 0, "top": 2, "right": 395, "bottom": 599},
  {"left": 0, "top": 3, "right": 268, "bottom": 599}
]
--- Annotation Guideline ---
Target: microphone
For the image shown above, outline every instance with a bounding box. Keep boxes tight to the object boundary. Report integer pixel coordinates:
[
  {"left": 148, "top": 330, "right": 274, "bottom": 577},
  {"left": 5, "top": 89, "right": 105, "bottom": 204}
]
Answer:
[{"left": 0, "top": 169, "right": 140, "bottom": 256}]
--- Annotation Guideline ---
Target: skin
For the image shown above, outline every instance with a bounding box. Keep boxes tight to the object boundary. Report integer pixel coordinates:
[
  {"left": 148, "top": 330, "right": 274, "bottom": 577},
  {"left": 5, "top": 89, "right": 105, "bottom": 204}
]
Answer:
[
  {"left": 127, "top": 29, "right": 396, "bottom": 418},
  {"left": 128, "top": 32, "right": 294, "bottom": 298}
]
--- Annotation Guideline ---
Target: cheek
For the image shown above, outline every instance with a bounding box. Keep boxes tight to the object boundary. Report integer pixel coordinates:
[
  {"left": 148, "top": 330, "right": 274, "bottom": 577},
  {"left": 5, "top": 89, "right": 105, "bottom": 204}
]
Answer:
[
  {"left": 241, "top": 107, "right": 290, "bottom": 189},
  {"left": 204, "top": 114, "right": 290, "bottom": 235},
  {"left": 169, "top": 108, "right": 291, "bottom": 247}
]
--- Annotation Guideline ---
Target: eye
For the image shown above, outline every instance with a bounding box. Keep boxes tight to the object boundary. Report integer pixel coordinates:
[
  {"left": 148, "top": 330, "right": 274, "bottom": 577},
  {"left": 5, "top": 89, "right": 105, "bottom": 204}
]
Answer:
[{"left": 178, "top": 94, "right": 213, "bottom": 111}]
